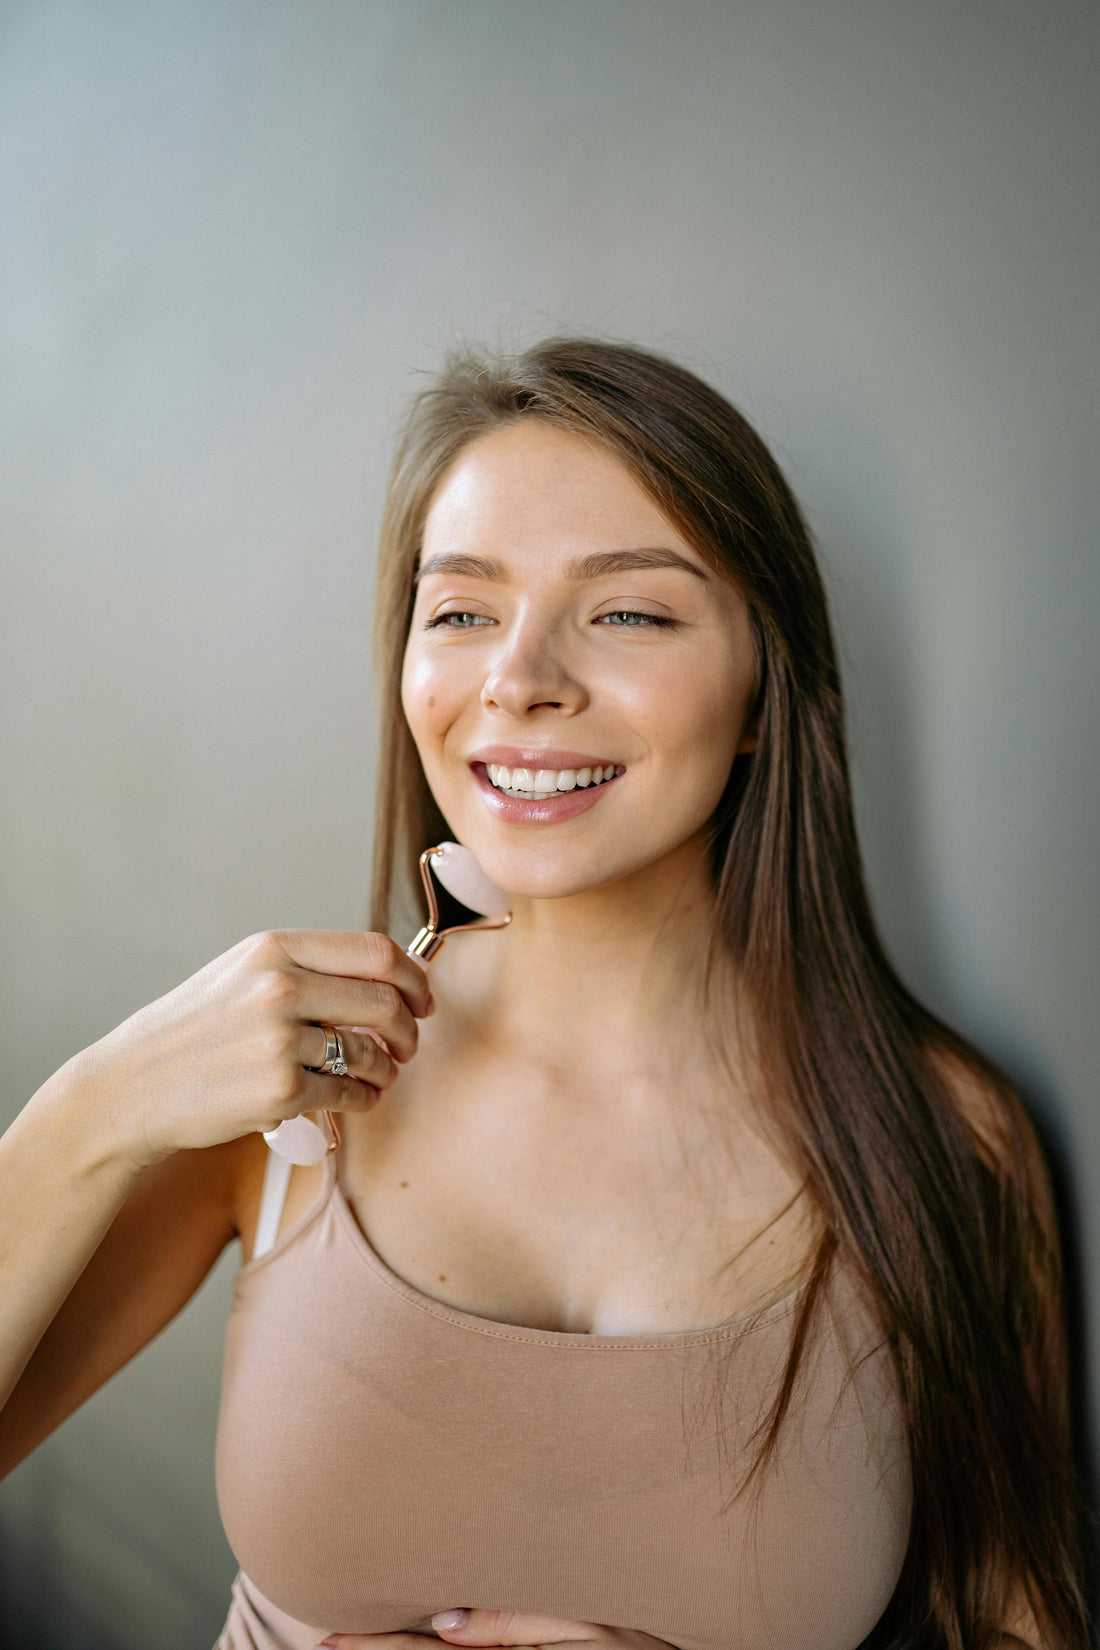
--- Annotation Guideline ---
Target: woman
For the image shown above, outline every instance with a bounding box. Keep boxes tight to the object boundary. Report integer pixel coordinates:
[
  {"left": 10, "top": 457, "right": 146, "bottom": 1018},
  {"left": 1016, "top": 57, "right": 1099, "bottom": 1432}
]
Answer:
[{"left": 0, "top": 339, "right": 1089, "bottom": 1650}]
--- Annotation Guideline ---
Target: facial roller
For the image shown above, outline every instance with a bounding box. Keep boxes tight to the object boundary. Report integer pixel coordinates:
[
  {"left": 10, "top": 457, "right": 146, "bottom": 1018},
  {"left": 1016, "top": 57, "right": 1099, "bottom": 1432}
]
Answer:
[{"left": 262, "top": 844, "right": 511, "bottom": 1165}]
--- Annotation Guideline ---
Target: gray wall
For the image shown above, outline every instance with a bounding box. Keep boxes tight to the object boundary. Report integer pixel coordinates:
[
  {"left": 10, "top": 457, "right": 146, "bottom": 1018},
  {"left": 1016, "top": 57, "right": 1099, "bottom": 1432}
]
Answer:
[{"left": 2, "top": 2, "right": 1097, "bottom": 1643}]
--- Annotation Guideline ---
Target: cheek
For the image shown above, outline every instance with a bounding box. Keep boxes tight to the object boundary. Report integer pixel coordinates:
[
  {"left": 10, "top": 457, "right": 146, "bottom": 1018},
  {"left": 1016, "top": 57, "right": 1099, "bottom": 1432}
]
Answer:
[
  {"left": 400, "top": 646, "right": 450, "bottom": 739},
  {"left": 403, "top": 630, "right": 491, "bottom": 726},
  {"left": 630, "top": 654, "right": 746, "bottom": 771}
]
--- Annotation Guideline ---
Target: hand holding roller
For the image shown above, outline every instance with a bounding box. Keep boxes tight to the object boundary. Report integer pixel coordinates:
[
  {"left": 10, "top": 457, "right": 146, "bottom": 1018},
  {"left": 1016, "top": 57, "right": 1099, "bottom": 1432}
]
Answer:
[{"left": 262, "top": 844, "right": 511, "bottom": 1165}]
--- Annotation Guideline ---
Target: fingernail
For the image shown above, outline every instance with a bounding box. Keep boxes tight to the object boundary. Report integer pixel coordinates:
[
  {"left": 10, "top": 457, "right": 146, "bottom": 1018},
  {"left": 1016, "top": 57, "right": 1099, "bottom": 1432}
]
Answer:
[
  {"left": 432, "top": 1609, "right": 469, "bottom": 1629},
  {"left": 316, "top": 1639, "right": 340, "bottom": 1648},
  {"left": 425, "top": 995, "right": 437, "bottom": 1016}
]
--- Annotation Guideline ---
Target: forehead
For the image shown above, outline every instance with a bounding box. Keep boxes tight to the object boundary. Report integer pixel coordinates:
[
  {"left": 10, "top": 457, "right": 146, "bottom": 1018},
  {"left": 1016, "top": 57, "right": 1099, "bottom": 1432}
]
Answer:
[{"left": 420, "top": 421, "right": 709, "bottom": 572}]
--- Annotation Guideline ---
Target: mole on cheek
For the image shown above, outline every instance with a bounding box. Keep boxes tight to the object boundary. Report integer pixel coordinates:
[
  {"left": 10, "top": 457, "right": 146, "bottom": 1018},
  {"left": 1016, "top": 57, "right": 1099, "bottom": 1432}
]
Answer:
[{"left": 428, "top": 695, "right": 436, "bottom": 707}]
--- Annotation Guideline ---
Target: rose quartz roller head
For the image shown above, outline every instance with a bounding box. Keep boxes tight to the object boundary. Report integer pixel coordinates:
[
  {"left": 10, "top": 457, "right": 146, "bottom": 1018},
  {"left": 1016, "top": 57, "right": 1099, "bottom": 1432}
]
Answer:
[{"left": 262, "top": 843, "right": 511, "bottom": 1164}]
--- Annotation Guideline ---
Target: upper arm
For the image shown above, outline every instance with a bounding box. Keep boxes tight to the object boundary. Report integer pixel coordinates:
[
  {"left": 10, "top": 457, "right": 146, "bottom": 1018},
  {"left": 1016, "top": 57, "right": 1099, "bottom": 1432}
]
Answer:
[{"left": 0, "top": 1134, "right": 250, "bottom": 1480}]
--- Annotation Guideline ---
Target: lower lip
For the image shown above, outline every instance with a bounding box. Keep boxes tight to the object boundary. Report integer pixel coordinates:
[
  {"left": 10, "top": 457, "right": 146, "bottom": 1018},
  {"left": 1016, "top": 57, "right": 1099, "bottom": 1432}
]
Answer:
[{"left": 471, "top": 763, "right": 623, "bottom": 824}]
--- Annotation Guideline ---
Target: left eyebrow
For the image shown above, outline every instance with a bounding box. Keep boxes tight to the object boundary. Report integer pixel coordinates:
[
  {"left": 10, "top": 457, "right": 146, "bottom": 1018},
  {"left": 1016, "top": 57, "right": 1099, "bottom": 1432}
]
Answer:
[{"left": 414, "top": 546, "right": 710, "bottom": 585}]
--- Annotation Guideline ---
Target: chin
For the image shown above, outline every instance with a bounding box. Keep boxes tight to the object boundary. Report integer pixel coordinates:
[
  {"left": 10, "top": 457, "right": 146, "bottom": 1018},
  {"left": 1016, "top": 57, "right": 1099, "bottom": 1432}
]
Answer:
[{"left": 455, "top": 835, "right": 657, "bottom": 905}]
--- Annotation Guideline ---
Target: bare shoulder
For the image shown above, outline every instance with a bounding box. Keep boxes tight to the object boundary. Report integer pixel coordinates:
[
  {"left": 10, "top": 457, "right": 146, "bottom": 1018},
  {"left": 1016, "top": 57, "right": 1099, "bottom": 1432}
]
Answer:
[
  {"left": 925, "top": 1040, "right": 1029, "bottom": 1173},
  {"left": 924, "top": 1039, "right": 1060, "bottom": 1253}
]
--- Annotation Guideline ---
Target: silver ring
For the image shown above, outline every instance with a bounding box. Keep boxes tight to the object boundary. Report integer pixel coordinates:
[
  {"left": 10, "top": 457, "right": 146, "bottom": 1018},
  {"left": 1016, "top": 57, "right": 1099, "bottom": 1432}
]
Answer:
[{"left": 306, "top": 1024, "right": 348, "bottom": 1077}]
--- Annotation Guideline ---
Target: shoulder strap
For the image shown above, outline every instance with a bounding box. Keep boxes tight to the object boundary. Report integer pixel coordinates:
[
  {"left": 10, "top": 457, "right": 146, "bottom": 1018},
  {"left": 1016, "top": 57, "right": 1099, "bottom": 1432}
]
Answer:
[{"left": 253, "top": 1150, "right": 294, "bottom": 1259}]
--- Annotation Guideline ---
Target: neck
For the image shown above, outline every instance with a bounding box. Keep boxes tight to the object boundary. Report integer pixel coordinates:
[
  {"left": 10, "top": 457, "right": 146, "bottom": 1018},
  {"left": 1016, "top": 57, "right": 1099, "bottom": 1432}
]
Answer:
[{"left": 430, "top": 832, "right": 738, "bottom": 1079}]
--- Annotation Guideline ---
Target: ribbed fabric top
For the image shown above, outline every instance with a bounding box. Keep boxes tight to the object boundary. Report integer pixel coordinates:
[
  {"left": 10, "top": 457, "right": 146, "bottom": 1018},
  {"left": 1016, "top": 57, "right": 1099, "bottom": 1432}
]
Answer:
[{"left": 213, "top": 1149, "right": 911, "bottom": 1650}]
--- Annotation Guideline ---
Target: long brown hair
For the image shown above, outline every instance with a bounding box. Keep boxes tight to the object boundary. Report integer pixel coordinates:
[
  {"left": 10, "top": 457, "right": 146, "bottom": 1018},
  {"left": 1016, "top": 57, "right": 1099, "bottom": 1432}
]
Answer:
[{"left": 367, "top": 337, "right": 1091, "bottom": 1649}]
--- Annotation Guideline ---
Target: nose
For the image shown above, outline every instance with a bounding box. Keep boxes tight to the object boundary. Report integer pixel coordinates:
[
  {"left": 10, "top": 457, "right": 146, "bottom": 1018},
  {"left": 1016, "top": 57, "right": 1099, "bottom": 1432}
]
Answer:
[{"left": 479, "top": 617, "right": 588, "bottom": 719}]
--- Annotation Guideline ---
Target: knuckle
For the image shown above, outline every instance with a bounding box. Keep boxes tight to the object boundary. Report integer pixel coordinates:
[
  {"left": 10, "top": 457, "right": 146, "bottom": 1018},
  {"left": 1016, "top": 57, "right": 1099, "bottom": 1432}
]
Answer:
[
  {"left": 254, "top": 969, "right": 298, "bottom": 1015},
  {"left": 362, "top": 929, "right": 400, "bottom": 973},
  {"left": 368, "top": 980, "right": 402, "bottom": 1021},
  {"left": 240, "top": 929, "right": 284, "bottom": 963},
  {"left": 368, "top": 1045, "right": 397, "bottom": 1085},
  {"left": 259, "top": 1021, "right": 299, "bottom": 1063}
]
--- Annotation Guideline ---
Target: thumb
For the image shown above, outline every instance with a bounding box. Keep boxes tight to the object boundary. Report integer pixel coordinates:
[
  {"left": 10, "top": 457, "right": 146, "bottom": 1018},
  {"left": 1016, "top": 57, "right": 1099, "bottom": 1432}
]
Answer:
[{"left": 431, "top": 1607, "right": 600, "bottom": 1644}]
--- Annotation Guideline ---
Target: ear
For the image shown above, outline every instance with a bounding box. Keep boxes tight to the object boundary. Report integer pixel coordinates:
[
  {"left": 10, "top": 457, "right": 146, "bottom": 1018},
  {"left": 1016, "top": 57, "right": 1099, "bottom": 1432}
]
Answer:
[{"left": 735, "top": 711, "right": 760, "bottom": 755}]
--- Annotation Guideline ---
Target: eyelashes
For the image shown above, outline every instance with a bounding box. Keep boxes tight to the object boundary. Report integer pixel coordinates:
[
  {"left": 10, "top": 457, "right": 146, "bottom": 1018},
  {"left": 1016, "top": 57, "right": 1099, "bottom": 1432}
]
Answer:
[
  {"left": 423, "top": 612, "right": 491, "bottom": 629},
  {"left": 423, "top": 609, "right": 679, "bottom": 631},
  {"left": 599, "top": 610, "right": 678, "bottom": 629}
]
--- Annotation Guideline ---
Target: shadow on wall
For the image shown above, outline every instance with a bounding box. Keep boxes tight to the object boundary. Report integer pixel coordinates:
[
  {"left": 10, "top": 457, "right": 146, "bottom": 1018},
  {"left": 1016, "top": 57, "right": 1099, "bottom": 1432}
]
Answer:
[
  {"left": 0, "top": 1510, "right": 225, "bottom": 1649},
  {"left": 0, "top": 1444, "right": 238, "bottom": 1650},
  {"left": 0, "top": 1251, "right": 240, "bottom": 1650}
]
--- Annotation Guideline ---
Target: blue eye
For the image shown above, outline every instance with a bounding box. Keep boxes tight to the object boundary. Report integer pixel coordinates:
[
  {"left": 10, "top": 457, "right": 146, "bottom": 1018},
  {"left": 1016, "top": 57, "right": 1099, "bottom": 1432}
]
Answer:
[
  {"left": 425, "top": 609, "right": 677, "bottom": 631},
  {"left": 599, "top": 610, "right": 676, "bottom": 628},
  {"left": 426, "top": 611, "right": 491, "bottom": 629}
]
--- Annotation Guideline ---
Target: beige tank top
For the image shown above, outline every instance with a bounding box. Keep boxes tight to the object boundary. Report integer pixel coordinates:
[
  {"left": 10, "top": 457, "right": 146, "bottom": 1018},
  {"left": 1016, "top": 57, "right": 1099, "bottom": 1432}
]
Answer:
[{"left": 213, "top": 1146, "right": 911, "bottom": 1650}]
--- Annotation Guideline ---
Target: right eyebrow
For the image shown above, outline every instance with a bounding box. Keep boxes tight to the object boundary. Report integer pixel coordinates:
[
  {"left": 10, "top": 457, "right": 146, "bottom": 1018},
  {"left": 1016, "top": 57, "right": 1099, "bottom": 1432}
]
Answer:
[
  {"left": 414, "top": 547, "right": 710, "bottom": 585},
  {"left": 415, "top": 553, "right": 506, "bottom": 584}
]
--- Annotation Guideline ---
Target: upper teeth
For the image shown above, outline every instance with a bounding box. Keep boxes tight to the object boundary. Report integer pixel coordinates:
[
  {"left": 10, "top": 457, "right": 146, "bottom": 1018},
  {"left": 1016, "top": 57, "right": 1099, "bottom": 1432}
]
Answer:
[{"left": 486, "top": 763, "right": 624, "bottom": 797}]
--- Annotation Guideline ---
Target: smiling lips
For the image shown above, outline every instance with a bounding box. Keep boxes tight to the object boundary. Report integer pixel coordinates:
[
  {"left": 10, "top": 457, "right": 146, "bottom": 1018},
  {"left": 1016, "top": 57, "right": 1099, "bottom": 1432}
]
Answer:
[
  {"left": 469, "top": 759, "right": 626, "bottom": 822},
  {"left": 485, "top": 762, "right": 625, "bottom": 799}
]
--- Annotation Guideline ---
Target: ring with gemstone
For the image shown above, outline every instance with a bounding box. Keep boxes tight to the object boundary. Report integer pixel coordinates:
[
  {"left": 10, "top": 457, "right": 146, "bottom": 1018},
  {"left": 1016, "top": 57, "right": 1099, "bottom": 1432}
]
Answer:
[{"left": 306, "top": 1024, "right": 348, "bottom": 1077}]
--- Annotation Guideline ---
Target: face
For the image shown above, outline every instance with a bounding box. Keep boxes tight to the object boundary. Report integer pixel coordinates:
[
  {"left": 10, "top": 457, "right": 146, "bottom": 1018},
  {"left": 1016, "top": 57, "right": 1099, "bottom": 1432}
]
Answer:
[{"left": 401, "top": 421, "right": 759, "bottom": 902}]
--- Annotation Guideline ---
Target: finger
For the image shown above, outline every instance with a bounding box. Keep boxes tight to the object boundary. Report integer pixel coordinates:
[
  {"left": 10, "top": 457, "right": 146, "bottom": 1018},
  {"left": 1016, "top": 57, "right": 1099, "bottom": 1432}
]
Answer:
[
  {"left": 273, "top": 930, "right": 434, "bottom": 1019},
  {"left": 288, "top": 976, "right": 421, "bottom": 1064},
  {"left": 285, "top": 1068, "right": 381, "bottom": 1117},
  {"left": 299, "top": 1025, "right": 398, "bottom": 1090},
  {"left": 316, "top": 1636, "right": 449, "bottom": 1648},
  {"left": 429, "top": 1608, "right": 605, "bottom": 1644}
]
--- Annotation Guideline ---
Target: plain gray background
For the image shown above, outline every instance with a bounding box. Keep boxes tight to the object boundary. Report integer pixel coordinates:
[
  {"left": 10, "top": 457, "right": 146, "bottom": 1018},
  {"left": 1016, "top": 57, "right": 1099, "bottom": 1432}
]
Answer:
[{"left": 1, "top": 2, "right": 1097, "bottom": 1645}]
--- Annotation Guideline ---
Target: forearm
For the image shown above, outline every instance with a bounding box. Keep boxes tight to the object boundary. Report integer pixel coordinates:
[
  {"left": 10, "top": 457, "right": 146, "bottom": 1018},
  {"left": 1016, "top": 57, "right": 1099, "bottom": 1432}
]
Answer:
[{"left": 0, "top": 1051, "right": 144, "bottom": 1414}]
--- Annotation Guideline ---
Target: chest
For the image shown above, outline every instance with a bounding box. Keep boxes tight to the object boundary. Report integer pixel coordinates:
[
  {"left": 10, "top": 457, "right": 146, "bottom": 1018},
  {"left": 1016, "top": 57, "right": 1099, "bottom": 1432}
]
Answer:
[
  {"left": 325, "top": 1048, "right": 815, "bottom": 1338},
  {"left": 221, "top": 1165, "right": 911, "bottom": 1650},
  {"left": 219, "top": 1223, "right": 911, "bottom": 1650}
]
